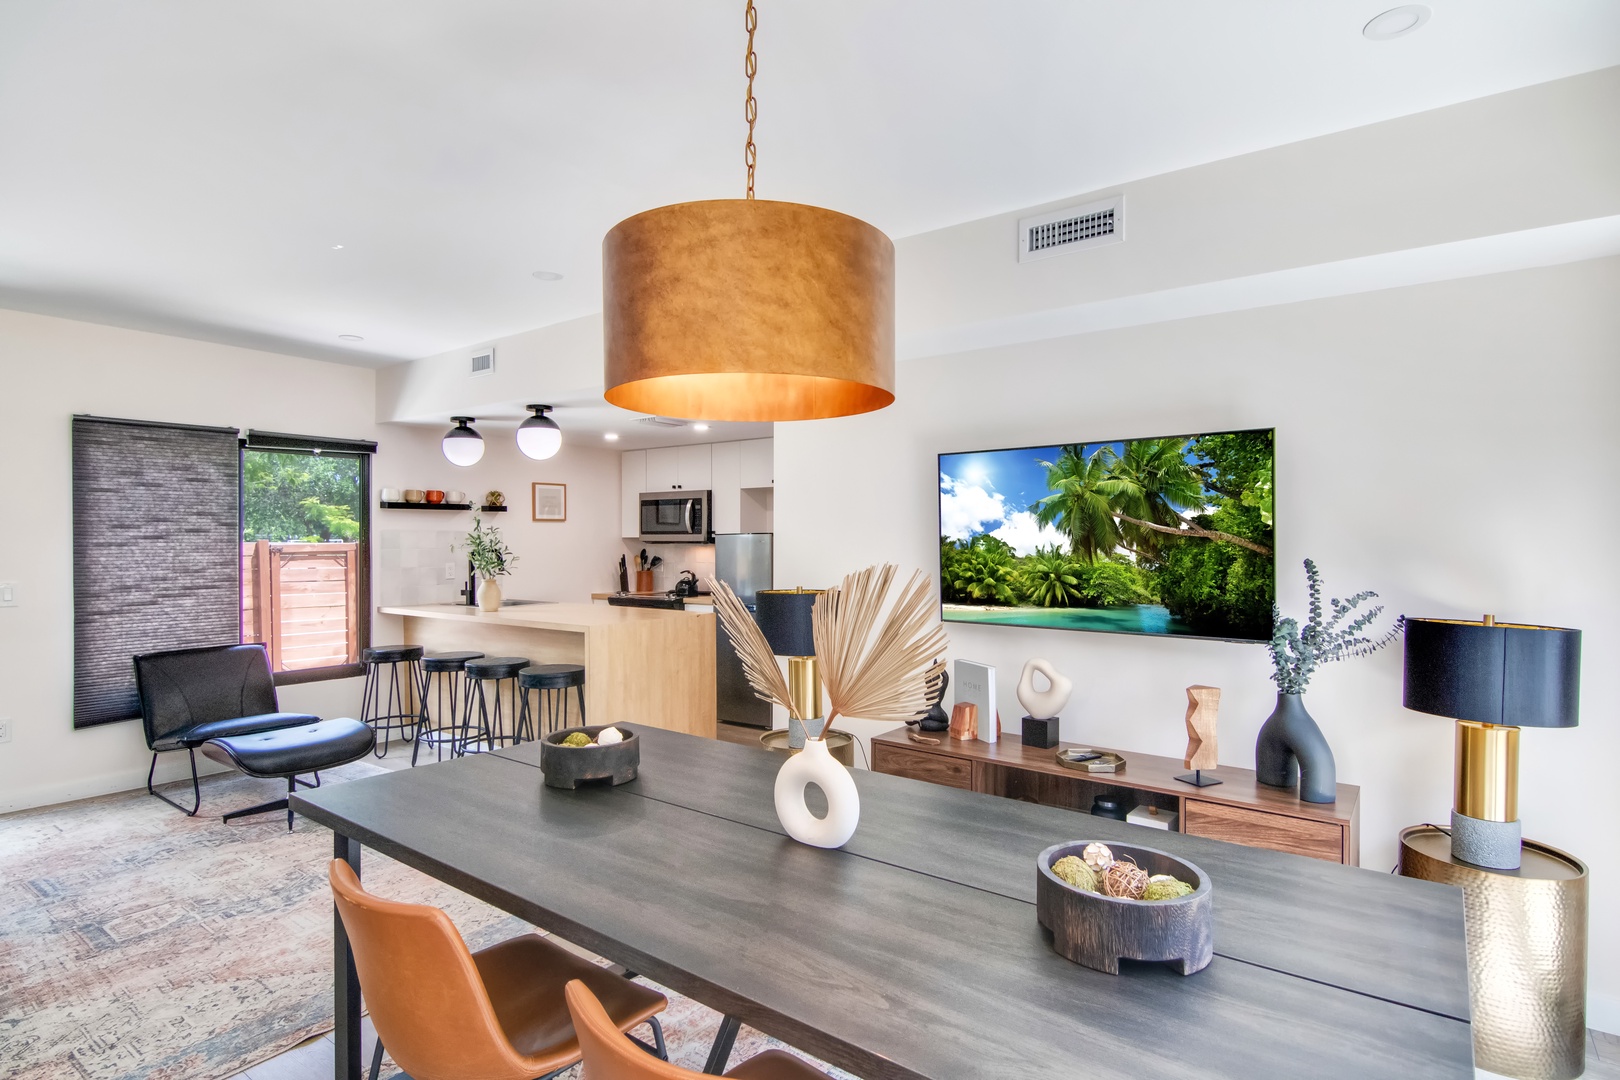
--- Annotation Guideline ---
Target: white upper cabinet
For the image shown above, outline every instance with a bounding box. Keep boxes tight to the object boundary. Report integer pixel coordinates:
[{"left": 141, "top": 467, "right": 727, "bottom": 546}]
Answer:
[
  {"left": 739, "top": 438, "right": 773, "bottom": 488},
  {"left": 676, "top": 444, "right": 712, "bottom": 490},
  {"left": 709, "top": 442, "right": 742, "bottom": 534},
  {"left": 643, "top": 444, "right": 712, "bottom": 492},
  {"left": 620, "top": 450, "right": 646, "bottom": 538}
]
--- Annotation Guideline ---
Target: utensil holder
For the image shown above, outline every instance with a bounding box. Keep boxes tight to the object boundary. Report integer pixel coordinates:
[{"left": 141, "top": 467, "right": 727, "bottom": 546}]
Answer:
[{"left": 634, "top": 570, "right": 655, "bottom": 592}]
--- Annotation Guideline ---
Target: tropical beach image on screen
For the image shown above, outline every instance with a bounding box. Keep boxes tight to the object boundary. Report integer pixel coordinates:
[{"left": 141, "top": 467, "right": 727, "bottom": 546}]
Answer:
[{"left": 939, "top": 428, "right": 1275, "bottom": 641}]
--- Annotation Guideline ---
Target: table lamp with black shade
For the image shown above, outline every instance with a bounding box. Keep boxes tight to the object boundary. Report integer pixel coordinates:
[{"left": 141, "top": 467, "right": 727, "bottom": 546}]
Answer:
[
  {"left": 755, "top": 588, "right": 824, "bottom": 748},
  {"left": 1402, "top": 615, "right": 1581, "bottom": 870}
]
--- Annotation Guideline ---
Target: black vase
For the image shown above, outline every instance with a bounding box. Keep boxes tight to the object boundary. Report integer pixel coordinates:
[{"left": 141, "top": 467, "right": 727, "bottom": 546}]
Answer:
[{"left": 1255, "top": 692, "right": 1337, "bottom": 804}]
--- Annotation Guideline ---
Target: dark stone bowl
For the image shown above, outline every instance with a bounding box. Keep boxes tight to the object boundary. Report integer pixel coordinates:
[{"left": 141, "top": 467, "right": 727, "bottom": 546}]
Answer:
[
  {"left": 1035, "top": 841, "right": 1213, "bottom": 975},
  {"left": 538, "top": 725, "right": 640, "bottom": 789}
]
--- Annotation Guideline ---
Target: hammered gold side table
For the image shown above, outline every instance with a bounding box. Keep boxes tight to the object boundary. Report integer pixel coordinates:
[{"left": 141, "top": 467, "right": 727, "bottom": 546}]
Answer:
[{"left": 1398, "top": 826, "right": 1588, "bottom": 1080}]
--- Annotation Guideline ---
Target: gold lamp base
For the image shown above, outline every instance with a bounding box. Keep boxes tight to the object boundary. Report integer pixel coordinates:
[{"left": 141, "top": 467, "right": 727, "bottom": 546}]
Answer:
[{"left": 1399, "top": 826, "right": 1588, "bottom": 1080}]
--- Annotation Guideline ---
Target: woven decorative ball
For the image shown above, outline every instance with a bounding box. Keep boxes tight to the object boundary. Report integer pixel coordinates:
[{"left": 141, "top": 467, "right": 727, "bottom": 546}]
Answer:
[
  {"left": 1051, "top": 855, "right": 1098, "bottom": 893},
  {"left": 1103, "top": 858, "right": 1149, "bottom": 900},
  {"left": 1081, "top": 842, "right": 1115, "bottom": 872}
]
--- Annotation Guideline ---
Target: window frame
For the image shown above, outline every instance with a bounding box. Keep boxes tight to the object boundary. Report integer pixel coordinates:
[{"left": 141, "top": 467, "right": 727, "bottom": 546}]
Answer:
[{"left": 240, "top": 430, "right": 376, "bottom": 686}]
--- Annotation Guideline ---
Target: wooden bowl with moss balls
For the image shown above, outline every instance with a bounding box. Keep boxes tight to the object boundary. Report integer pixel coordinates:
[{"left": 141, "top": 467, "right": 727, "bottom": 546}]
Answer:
[
  {"left": 539, "top": 725, "right": 639, "bottom": 789},
  {"left": 1036, "top": 840, "right": 1212, "bottom": 975}
]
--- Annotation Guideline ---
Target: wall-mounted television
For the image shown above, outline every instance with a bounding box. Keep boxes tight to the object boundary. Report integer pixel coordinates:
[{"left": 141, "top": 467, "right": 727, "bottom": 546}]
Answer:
[{"left": 939, "top": 427, "right": 1275, "bottom": 642}]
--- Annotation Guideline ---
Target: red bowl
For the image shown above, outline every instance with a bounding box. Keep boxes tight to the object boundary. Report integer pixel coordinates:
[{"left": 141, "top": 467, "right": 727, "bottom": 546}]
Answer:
[{"left": 424, "top": 490, "right": 446, "bottom": 504}]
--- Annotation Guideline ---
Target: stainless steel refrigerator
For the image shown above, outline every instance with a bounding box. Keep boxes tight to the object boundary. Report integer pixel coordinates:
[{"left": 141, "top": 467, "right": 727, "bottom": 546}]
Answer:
[{"left": 713, "top": 533, "right": 773, "bottom": 728}]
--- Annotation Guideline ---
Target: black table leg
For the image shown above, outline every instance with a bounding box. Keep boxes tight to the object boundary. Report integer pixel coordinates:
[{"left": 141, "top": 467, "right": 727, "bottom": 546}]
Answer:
[
  {"left": 334, "top": 831, "right": 362, "bottom": 1080},
  {"left": 704, "top": 1014, "right": 741, "bottom": 1075}
]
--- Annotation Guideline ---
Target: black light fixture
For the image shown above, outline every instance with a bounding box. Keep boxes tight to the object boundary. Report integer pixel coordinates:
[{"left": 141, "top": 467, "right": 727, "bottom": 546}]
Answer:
[
  {"left": 516, "top": 404, "right": 562, "bottom": 461},
  {"left": 441, "top": 416, "right": 485, "bottom": 467}
]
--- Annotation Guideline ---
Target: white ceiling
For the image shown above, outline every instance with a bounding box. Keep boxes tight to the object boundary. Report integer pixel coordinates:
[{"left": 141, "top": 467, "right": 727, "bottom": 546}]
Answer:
[{"left": 1, "top": 1, "right": 1617, "bottom": 367}]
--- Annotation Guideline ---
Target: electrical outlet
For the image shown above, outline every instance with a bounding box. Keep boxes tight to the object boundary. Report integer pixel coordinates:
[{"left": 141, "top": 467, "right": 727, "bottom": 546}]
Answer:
[
  {"left": 0, "top": 718, "right": 12, "bottom": 744},
  {"left": 445, "top": 562, "right": 457, "bottom": 580}
]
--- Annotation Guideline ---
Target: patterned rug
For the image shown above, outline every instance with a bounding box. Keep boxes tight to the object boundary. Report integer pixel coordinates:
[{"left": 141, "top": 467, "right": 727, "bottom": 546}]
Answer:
[{"left": 0, "top": 762, "right": 849, "bottom": 1080}]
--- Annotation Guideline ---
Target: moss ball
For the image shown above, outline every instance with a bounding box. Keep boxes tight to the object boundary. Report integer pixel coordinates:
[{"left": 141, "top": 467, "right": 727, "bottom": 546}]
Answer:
[
  {"left": 560, "top": 732, "right": 593, "bottom": 747},
  {"left": 1142, "top": 878, "right": 1195, "bottom": 901},
  {"left": 1051, "top": 855, "right": 1099, "bottom": 892}
]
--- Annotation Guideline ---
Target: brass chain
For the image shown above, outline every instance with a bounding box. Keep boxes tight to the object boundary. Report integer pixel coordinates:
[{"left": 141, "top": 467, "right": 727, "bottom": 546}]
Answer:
[{"left": 744, "top": 0, "right": 758, "bottom": 199}]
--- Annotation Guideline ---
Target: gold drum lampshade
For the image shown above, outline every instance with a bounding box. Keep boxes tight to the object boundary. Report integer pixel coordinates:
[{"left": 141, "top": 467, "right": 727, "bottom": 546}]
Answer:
[{"left": 602, "top": 198, "right": 895, "bottom": 421}]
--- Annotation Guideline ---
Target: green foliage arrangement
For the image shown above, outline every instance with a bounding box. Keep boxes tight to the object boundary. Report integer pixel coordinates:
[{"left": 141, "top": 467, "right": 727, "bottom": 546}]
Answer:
[
  {"left": 462, "top": 513, "right": 517, "bottom": 578},
  {"left": 242, "top": 450, "right": 361, "bottom": 543},
  {"left": 1268, "top": 559, "right": 1404, "bottom": 694}
]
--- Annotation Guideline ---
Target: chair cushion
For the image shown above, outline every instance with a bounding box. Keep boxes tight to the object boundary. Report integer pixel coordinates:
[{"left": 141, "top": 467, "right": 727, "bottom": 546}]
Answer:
[
  {"left": 518, "top": 664, "right": 586, "bottom": 690},
  {"left": 201, "top": 718, "right": 376, "bottom": 778},
  {"left": 472, "top": 934, "right": 666, "bottom": 1069},
  {"left": 156, "top": 711, "right": 322, "bottom": 750},
  {"left": 726, "top": 1050, "right": 832, "bottom": 1080},
  {"left": 466, "top": 656, "right": 531, "bottom": 681}
]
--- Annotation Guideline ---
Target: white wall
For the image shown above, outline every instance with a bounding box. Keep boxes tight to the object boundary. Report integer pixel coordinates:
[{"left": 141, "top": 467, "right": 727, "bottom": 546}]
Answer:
[
  {"left": 773, "top": 256, "right": 1620, "bottom": 1031},
  {"left": 0, "top": 308, "right": 380, "bottom": 812}
]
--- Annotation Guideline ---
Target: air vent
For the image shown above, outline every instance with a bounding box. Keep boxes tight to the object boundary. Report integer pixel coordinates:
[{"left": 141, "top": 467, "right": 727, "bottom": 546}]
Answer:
[
  {"left": 468, "top": 348, "right": 495, "bottom": 377},
  {"left": 636, "top": 416, "right": 688, "bottom": 428},
  {"left": 1017, "top": 195, "right": 1124, "bottom": 263}
]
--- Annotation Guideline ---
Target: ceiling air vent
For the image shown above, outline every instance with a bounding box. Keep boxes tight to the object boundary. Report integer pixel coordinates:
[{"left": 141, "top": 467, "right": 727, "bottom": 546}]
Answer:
[
  {"left": 1017, "top": 195, "right": 1124, "bottom": 263},
  {"left": 636, "top": 416, "right": 689, "bottom": 428},
  {"left": 468, "top": 348, "right": 495, "bottom": 377}
]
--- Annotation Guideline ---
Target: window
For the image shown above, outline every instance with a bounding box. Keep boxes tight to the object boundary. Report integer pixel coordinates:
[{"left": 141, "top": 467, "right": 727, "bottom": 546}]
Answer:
[{"left": 240, "top": 431, "right": 375, "bottom": 682}]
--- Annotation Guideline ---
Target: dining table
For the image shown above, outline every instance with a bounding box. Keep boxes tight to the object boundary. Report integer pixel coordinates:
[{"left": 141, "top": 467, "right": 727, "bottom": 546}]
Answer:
[{"left": 291, "top": 723, "right": 1474, "bottom": 1080}]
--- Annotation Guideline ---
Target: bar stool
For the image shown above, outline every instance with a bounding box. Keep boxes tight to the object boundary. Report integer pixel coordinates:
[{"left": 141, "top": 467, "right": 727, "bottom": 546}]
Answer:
[
  {"left": 360, "top": 645, "right": 426, "bottom": 758},
  {"left": 413, "top": 651, "right": 486, "bottom": 765},
  {"left": 518, "top": 664, "right": 587, "bottom": 742},
  {"left": 464, "top": 656, "right": 530, "bottom": 751}
]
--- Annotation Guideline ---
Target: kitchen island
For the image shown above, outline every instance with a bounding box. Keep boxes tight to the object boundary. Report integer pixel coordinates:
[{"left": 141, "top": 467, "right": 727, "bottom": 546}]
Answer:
[{"left": 379, "top": 603, "right": 716, "bottom": 738}]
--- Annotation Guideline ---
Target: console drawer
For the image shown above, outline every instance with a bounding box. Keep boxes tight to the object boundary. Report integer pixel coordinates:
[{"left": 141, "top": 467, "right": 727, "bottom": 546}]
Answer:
[
  {"left": 871, "top": 742, "right": 973, "bottom": 790},
  {"left": 1184, "top": 800, "right": 1344, "bottom": 863}
]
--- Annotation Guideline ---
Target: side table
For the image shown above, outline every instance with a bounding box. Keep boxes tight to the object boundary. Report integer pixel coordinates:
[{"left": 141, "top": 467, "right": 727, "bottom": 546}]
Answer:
[{"left": 1398, "top": 825, "right": 1588, "bottom": 1080}]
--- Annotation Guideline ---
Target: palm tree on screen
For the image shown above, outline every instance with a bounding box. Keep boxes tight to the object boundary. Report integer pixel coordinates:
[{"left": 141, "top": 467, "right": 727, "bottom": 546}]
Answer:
[{"left": 1030, "top": 445, "right": 1121, "bottom": 564}]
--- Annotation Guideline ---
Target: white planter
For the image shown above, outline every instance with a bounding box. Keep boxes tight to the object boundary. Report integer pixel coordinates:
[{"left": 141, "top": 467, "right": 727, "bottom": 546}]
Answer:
[
  {"left": 774, "top": 736, "right": 860, "bottom": 849},
  {"left": 479, "top": 576, "right": 503, "bottom": 613}
]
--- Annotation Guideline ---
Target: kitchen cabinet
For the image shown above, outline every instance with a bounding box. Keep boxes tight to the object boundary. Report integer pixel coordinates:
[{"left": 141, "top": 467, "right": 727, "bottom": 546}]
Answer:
[
  {"left": 709, "top": 442, "right": 742, "bottom": 534},
  {"left": 644, "top": 445, "right": 712, "bottom": 492},
  {"left": 739, "top": 439, "right": 773, "bottom": 488},
  {"left": 620, "top": 450, "right": 646, "bottom": 539}
]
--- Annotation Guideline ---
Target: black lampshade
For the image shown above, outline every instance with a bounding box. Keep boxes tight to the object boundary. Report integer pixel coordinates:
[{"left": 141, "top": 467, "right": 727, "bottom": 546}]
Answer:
[
  {"left": 755, "top": 589, "right": 821, "bottom": 656},
  {"left": 1403, "top": 617, "right": 1581, "bottom": 728}
]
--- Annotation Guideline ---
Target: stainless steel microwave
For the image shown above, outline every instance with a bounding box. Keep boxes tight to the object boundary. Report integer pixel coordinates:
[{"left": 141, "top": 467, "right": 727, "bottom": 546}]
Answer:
[{"left": 639, "top": 490, "right": 712, "bottom": 543}]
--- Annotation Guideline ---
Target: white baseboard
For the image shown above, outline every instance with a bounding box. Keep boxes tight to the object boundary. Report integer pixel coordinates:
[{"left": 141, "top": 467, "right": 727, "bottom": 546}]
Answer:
[
  {"left": 0, "top": 753, "right": 234, "bottom": 815},
  {"left": 1591, "top": 990, "right": 1620, "bottom": 1037}
]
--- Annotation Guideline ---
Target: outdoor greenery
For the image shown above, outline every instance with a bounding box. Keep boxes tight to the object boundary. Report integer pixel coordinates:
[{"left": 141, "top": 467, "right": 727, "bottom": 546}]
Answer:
[
  {"left": 462, "top": 513, "right": 517, "bottom": 578},
  {"left": 940, "top": 431, "right": 1275, "bottom": 637},
  {"left": 1269, "top": 558, "right": 1404, "bottom": 694},
  {"left": 242, "top": 450, "right": 361, "bottom": 543}
]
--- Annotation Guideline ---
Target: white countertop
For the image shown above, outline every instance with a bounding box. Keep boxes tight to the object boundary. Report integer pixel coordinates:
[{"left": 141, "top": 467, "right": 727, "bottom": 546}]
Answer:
[{"left": 379, "top": 602, "right": 710, "bottom": 631}]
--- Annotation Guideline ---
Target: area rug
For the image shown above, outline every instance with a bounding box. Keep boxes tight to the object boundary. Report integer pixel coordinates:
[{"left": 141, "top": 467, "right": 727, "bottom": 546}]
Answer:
[{"left": 0, "top": 762, "right": 849, "bottom": 1080}]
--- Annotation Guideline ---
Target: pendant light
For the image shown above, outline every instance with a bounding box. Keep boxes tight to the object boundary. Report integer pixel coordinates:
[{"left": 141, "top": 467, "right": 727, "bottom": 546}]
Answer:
[
  {"left": 602, "top": 1, "right": 895, "bottom": 422},
  {"left": 515, "top": 404, "right": 562, "bottom": 460},
  {"left": 441, "top": 416, "right": 485, "bottom": 466}
]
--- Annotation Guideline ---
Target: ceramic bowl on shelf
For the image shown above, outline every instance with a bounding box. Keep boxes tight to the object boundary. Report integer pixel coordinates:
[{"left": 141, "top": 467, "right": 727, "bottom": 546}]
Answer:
[
  {"left": 424, "top": 489, "right": 446, "bottom": 504},
  {"left": 380, "top": 487, "right": 402, "bottom": 503},
  {"left": 1035, "top": 840, "right": 1212, "bottom": 976},
  {"left": 402, "top": 489, "right": 426, "bottom": 503}
]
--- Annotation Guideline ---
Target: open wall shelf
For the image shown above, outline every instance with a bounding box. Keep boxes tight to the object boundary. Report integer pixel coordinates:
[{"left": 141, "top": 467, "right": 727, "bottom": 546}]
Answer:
[{"left": 378, "top": 501, "right": 474, "bottom": 511}]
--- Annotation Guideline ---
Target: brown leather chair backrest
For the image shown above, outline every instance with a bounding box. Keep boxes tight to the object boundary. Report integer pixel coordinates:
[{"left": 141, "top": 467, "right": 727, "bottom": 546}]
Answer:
[
  {"left": 567, "top": 979, "right": 694, "bottom": 1080},
  {"left": 329, "top": 860, "right": 535, "bottom": 1080}
]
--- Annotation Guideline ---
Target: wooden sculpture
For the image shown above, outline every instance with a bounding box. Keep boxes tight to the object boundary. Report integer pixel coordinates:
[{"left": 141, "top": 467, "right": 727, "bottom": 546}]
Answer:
[
  {"left": 949, "top": 702, "right": 978, "bottom": 741},
  {"left": 1175, "top": 685, "right": 1223, "bottom": 787}
]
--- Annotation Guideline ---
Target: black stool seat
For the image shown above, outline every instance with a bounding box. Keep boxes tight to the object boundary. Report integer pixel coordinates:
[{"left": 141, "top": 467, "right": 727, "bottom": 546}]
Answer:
[
  {"left": 423, "top": 650, "right": 485, "bottom": 673},
  {"left": 519, "top": 664, "right": 586, "bottom": 690},
  {"left": 201, "top": 718, "right": 376, "bottom": 830},
  {"left": 363, "top": 644, "right": 424, "bottom": 663},
  {"left": 466, "top": 656, "right": 531, "bottom": 680}
]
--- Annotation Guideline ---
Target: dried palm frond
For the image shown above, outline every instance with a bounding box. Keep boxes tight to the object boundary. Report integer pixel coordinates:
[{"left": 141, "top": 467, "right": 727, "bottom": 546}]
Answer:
[
  {"left": 813, "top": 564, "right": 949, "bottom": 727},
  {"left": 704, "top": 576, "right": 799, "bottom": 720}
]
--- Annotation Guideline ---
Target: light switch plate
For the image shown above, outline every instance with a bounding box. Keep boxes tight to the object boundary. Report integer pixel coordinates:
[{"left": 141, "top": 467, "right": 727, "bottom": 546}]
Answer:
[
  {"left": 0, "top": 718, "right": 12, "bottom": 744},
  {"left": 0, "top": 582, "right": 15, "bottom": 606},
  {"left": 445, "top": 563, "right": 457, "bottom": 580}
]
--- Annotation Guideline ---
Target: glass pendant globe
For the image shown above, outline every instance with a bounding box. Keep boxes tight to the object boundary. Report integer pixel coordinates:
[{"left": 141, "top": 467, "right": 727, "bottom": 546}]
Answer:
[
  {"left": 442, "top": 422, "right": 485, "bottom": 466},
  {"left": 516, "top": 416, "right": 562, "bottom": 460}
]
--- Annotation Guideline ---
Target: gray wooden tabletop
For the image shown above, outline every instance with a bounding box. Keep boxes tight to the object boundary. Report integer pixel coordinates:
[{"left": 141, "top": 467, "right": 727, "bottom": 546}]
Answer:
[{"left": 295, "top": 726, "right": 1473, "bottom": 1079}]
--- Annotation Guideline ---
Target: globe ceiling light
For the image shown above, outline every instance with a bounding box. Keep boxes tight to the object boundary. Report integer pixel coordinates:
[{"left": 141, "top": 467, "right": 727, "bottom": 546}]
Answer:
[
  {"left": 516, "top": 404, "right": 562, "bottom": 460},
  {"left": 601, "top": 0, "right": 894, "bottom": 422},
  {"left": 442, "top": 416, "right": 485, "bottom": 467}
]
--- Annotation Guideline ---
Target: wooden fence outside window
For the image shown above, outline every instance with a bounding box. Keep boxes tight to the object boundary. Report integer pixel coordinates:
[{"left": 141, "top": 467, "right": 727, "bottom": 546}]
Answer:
[{"left": 241, "top": 540, "right": 360, "bottom": 672}]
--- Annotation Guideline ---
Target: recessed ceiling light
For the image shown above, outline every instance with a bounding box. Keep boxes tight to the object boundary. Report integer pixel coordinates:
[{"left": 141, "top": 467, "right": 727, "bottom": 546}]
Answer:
[
  {"left": 338, "top": 334, "right": 364, "bottom": 342},
  {"left": 531, "top": 270, "right": 564, "bottom": 281},
  {"left": 331, "top": 244, "right": 345, "bottom": 250},
  {"left": 603, "top": 432, "right": 620, "bottom": 441},
  {"left": 693, "top": 424, "right": 711, "bottom": 432},
  {"left": 1363, "top": 5, "right": 1430, "bottom": 40}
]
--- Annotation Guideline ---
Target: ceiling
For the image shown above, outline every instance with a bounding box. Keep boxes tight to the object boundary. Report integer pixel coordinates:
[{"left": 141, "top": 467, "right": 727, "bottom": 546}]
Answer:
[{"left": 1, "top": 1, "right": 1617, "bottom": 368}]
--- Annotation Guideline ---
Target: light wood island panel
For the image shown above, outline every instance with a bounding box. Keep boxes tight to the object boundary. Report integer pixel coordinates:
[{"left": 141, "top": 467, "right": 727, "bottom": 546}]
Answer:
[{"left": 380, "top": 603, "right": 716, "bottom": 738}]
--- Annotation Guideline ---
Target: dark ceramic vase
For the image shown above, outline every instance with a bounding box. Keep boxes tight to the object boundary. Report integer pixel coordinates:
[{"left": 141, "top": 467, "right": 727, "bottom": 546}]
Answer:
[{"left": 1255, "top": 692, "right": 1337, "bottom": 804}]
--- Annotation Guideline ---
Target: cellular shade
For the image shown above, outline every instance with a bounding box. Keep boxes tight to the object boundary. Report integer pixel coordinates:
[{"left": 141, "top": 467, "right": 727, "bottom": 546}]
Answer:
[
  {"left": 755, "top": 588, "right": 821, "bottom": 656},
  {"left": 1402, "top": 617, "right": 1582, "bottom": 729},
  {"left": 72, "top": 416, "right": 243, "bottom": 727}
]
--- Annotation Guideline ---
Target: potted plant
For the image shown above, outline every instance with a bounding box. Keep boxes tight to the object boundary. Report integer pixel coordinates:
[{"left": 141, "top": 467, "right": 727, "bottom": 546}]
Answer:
[
  {"left": 1258, "top": 559, "right": 1403, "bottom": 802},
  {"left": 461, "top": 513, "right": 517, "bottom": 613}
]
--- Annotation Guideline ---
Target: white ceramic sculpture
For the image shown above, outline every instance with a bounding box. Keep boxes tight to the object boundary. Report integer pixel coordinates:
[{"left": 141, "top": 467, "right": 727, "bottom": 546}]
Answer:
[
  {"left": 1016, "top": 658, "right": 1073, "bottom": 720},
  {"left": 774, "top": 737, "right": 861, "bottom": 849}
]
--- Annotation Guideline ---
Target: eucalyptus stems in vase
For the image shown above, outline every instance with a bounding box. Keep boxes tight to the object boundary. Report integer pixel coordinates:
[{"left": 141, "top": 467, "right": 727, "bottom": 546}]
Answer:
[
  {"left": 461, "top": 513, "right": 517, "bottom": 612},
  {"left": 1257, "top": 559, "right": 1403, "bottom": 803}
]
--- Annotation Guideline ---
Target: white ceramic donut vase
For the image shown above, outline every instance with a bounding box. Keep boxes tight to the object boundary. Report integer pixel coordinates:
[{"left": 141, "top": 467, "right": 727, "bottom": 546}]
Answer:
[{"left": 774, "top": 736, "right": 861, "bottom": 849}]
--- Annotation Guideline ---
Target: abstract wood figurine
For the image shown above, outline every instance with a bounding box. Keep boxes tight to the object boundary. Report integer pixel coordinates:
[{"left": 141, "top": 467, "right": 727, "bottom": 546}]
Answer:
[
  {"left": 1175, "top": 685, "right": 1223, "bottom": 787},
  {"left": 949, "top": 701, "right": 977, "bottom": 741}
]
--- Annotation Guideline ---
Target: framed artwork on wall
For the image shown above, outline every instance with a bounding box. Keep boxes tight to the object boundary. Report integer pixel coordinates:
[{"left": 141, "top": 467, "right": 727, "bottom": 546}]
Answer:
[{"left": 531, "top": 482, "right": 566, "bottom": 522}]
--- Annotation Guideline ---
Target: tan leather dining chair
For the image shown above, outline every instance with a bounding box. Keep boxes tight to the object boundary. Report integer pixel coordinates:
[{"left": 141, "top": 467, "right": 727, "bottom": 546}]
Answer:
[
  {"left": 565, "top": 979, "right": 832, "bottom": 1080},
  {"left": 329, "top": 860, "right": 668, "bottom": 1080}
]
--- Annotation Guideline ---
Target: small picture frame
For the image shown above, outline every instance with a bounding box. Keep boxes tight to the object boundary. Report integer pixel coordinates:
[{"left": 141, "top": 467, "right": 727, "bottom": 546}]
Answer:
[{"left": 531, "top": 482, "right": 567, "bottom": 522}]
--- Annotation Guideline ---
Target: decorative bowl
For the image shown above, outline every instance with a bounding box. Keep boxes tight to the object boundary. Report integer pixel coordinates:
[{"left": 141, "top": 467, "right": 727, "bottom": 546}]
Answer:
[
  {"left": 539, "top": 725, "right": 640, "bottom": 789},
  {"left": 424, "top": 489, "right": 446, "bottom": 504},
  {"left": 403, "top": 489, "right": 426, "bottom": 503},
  {"left": 1035, "top": 841, "right": 1212, "bottom": 975}
]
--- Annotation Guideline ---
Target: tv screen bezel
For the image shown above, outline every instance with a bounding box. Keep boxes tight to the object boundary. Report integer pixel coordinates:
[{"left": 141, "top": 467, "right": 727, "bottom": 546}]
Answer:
[{"left": 937, "top": 425, "right": 1276, "bottom": 645}]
